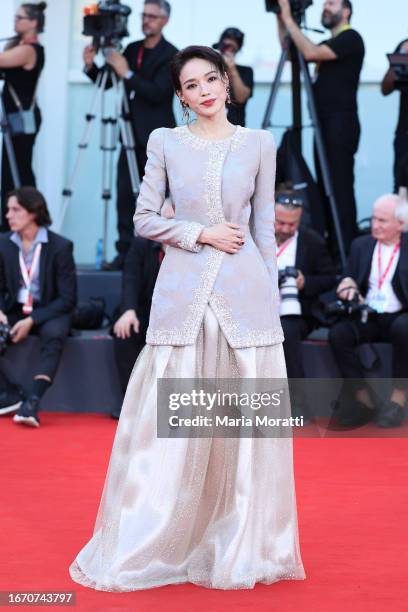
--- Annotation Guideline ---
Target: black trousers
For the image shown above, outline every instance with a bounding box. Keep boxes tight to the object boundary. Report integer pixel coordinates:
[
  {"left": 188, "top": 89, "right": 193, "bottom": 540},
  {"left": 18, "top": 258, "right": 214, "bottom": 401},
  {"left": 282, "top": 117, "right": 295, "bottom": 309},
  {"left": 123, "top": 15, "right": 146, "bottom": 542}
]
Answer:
[
  {"left": 394, "top": 133, "right": 408, "bottom": 192},
  {"left": 328, "top": 311, "right": 408, "bottom": 390},
  {"left": 112, "top": 313, "right": 149, "bottom": 393},
  {"left": 314, "top": 112, "right": 361, "bottom": 256},
  {"left": 0, "top": 305, "right": 71, "bottom": 387},
  {"left": 116, "top": 144, "right": 148, "bottom": 257},
  {"left": 281, "top": 316, "right": 315, "bottom": 379},
  {"left": 1, "top": 134, "right": 38, "bottom": 230}
]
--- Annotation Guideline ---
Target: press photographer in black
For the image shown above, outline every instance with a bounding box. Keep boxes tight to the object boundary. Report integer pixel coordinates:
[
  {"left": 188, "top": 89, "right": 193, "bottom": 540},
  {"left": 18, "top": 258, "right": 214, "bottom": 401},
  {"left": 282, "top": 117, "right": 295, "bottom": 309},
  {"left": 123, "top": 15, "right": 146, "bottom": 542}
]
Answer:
[
  {"left": 381, "top": 39, "right": 408, "bottom": 193},
  {"left": 277, "top": 0, "right": 365, "bottom": 255},
  {"left": 275, "top": 184, "right": 336, "bottom": 410},
  {"left": 83, "top": 0, "right": 177, "bottom": 270},
  {"left": 0, "top": 2, "right": 46, "bottom": 229},
  {"left": 0, "top": 187, "right": 77, "bottom": 428},
  {"left": 212, "top": 28, "right": 253, "bottom": 127},
  {"left": 329, "top": 194, "right": 408, "bottom": 428}
]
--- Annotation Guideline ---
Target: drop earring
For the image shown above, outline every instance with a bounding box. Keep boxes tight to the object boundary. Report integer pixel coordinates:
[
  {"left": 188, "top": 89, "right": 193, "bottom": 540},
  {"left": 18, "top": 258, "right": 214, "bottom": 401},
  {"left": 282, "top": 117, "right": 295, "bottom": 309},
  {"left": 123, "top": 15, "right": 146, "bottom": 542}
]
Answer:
[
  {"left": 226, "top": 86, "right": 231, "bottom": 105},
  {"left": 180, "top": 99, "right": 190, "bottom": 122}
]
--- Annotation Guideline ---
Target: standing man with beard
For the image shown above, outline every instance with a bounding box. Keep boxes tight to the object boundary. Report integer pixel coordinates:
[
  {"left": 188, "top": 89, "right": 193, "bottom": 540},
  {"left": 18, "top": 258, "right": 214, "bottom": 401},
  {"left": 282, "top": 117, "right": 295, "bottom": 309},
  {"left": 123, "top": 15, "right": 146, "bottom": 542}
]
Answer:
[
  {"left": 83, "top": 0, "right": 177, "bottom": 270},
  {"left": 277, "top": 0, "right": 365, "bottom": 257}
]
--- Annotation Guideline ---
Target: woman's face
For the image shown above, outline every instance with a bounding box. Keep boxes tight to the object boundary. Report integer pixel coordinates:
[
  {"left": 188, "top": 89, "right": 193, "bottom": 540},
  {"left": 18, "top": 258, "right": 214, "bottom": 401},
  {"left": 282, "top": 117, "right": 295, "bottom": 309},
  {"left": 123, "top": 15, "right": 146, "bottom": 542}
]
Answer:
[
  {"left": 178, "top": 58, "right": 228, "bottom": 119},
  {"left": 14, "top": 6, "right": 37, "bottom": 36}
]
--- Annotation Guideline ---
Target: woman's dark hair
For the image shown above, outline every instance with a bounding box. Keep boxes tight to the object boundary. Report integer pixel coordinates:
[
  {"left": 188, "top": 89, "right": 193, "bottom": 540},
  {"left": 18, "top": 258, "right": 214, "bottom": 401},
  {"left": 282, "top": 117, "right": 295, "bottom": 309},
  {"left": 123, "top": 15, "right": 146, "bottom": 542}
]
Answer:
[
  {"left": 7, "top": 186, "right": 52, "bottom": 227},
  {"left": 171, "top": 45, "right": 229, "bottom": 93},
  {"left": 21, "top": 2, "right": 47, "bottom": 33}
]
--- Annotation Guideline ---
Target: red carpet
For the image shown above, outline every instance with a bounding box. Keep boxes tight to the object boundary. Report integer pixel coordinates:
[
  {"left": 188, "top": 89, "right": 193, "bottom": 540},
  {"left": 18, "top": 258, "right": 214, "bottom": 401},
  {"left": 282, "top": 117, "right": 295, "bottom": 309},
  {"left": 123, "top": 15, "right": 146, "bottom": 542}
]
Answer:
[{"left": 1, "top": 413, "right": 407, "bottom": 611}]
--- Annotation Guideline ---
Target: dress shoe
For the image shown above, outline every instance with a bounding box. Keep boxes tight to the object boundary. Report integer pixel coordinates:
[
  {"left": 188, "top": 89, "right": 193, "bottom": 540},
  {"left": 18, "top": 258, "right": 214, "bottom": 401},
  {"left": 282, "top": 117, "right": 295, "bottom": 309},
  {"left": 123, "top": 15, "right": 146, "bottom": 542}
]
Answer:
[
  {"left": 110, "top": 406, "right": 121, "bottom": 420},
  {"left": 102, "top": 254, "right": 125, "bottom": 271},
  {"left": 375, "top": 400, "right": 405, "bottom": 428},
  {"left": 13, "top": 396, "right": 40, "bottom": 428},
  {"left": 335, "top": 399, "right": 376, "bottom": 428},
  {"left": 0, "top": 387, "right": 24, "bottom": 416}
]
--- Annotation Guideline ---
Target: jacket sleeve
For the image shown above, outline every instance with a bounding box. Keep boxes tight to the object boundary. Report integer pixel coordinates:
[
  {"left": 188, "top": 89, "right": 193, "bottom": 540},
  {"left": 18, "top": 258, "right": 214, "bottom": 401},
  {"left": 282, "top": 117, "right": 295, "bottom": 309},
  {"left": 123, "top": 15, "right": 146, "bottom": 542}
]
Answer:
[
  {"left": 133, "top": 128, "right": 205, "bottom": 253},
  {"left": 31, "top": 242, "right": 77, "bottom": 326},
  {"left": 302, "top": 234, "right": 337, "bottom": 297},
  {"left": 249, "top": 130, "right": 280, "bottom": 298},
  {"left": 0, "top": 252, "right": 6, "bottom": 313},
  {"left": 124, "top": 48, "right": 174, "bottom": 105}
]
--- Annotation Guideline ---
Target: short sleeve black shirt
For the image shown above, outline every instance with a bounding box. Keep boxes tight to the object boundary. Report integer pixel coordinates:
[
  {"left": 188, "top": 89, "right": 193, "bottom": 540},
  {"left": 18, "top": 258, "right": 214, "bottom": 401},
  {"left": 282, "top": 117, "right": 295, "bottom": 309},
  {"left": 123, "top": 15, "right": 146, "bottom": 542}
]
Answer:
[
  {"left": 227, "top": 64, "right": 254, "bottom": 127},
  {"left": 393, "top": 39, "right": 408, "bottom": 135},
  {"left": 313, "top": 29, "right": 365, "bottom": 115}
]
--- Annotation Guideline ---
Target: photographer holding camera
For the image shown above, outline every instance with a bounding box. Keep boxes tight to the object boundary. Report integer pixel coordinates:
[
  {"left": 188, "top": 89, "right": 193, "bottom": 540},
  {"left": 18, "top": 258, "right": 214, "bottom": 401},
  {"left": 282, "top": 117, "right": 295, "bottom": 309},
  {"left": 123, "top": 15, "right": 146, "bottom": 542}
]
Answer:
[
  {"left": 329, "top": 194, "right": 408, "bottom": 428},
  {"left": 0, "top": 187, "right": 77, "bottom": 428},
  {"left": 0, "top": 2, "right": 47, "bottom": 229},
  {"left": 381, "top": 39, "right": 408, "bottom": 192},
  {"left": 275, "top": 184, "right": 336, "bottom": 381},
  {"left": 83, "top": 0, "right": 177, "bottom": 270},
  {"left": 277, "top": 0, "right": 365, "bottom": 255},
  {"left": 212, "top": 28, "right": 253, "bottom": 127}
]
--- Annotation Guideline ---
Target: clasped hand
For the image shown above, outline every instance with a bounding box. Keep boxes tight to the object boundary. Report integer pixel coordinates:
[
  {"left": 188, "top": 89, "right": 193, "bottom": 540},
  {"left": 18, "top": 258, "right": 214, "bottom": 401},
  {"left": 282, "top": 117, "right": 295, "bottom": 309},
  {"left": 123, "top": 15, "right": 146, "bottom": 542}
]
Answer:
[{"left": 198, "top": 223, "right": 245, "bottom": 254}]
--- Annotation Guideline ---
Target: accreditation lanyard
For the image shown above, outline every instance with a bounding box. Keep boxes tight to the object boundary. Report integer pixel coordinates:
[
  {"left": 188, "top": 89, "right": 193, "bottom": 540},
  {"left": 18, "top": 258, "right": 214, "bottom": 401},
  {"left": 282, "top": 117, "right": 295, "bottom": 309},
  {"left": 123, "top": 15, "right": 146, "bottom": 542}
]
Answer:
[
  {"left": 377, "top": 241, "right": 400, "bottom": 290},
  {"left": 19, "top": 243, "right": 42, "bottom": 315},
  {"left": 277, "top": 236, "right": 295, "bottom": 258},
  {"left": 136, "top": 45, "right": 145, "bottom": 71}
]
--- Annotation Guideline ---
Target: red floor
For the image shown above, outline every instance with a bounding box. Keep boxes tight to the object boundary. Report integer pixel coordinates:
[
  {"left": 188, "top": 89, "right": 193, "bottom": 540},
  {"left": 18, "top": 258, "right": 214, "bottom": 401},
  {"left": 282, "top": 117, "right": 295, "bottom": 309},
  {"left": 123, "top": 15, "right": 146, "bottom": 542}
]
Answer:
[{"left": 1, "top": 413, "right": 407, "bottom": 611}]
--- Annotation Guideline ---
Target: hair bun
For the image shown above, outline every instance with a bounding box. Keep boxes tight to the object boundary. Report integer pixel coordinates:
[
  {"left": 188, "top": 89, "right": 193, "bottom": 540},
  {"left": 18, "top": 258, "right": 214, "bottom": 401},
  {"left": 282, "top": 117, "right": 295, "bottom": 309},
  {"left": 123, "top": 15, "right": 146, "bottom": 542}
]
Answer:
[{"left": 37, "top": 1, "right": 47, "bottom": 11}]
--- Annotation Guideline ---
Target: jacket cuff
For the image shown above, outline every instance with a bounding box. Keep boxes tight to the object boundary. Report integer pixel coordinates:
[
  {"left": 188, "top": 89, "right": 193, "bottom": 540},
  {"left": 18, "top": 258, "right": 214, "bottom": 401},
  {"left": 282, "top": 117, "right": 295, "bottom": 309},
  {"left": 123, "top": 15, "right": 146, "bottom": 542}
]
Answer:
[{"left": 177, "top": 222, "right": 205, "bottom": 253}]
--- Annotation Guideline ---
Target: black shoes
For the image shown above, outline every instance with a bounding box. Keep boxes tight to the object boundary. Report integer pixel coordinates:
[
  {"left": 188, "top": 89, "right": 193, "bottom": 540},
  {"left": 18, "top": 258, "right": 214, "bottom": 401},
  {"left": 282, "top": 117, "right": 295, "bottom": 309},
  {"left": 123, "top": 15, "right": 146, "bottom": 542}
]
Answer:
[
  {"left": 0, "top": 387, "right": 24, "bottom": 416},
  {"left": 333, "top": 399, "right": 376, "bottom": 428},
  {"left": 375, "top": 400, "right": 405, "bottom": 428},
  {"left": 13, "top": 396, "right": 41, "bottom": 428}
]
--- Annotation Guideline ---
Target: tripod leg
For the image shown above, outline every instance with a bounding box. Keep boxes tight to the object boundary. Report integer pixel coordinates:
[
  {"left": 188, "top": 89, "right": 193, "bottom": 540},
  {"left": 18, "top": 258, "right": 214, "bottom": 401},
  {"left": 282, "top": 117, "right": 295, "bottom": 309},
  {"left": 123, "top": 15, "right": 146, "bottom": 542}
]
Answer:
[
  {"left": 115, "top": 76, "right": 140, "bottom": 198},
  {"left": 56, "top": 69, "right": 109, "bottom": 232},
  {"left": 262, "top": 47, "right": 288, "bottom": 130},
  {"left": 0, "top": 97, "right": 21, "bottom": 190},
  {"left": 298, "top": 51, "right": 347, "bottom": 268}
]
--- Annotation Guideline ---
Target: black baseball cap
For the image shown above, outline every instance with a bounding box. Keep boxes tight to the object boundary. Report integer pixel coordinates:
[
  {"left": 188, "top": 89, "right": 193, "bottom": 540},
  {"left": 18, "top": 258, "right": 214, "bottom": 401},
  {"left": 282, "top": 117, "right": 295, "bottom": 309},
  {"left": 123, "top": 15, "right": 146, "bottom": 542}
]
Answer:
[{"left": 213, "top": 27, "right": 245, "bottom": 51}]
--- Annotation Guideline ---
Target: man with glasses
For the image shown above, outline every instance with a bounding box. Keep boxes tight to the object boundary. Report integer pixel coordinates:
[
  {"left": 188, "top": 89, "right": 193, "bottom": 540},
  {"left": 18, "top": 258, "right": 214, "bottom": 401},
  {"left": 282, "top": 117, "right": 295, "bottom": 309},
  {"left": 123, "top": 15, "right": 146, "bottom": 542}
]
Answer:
[
  {"left": 83, "top": 0, "right": 177, "bottom": 270},
  {"left": 275, "top": 184, "right": 336, "bottom": 420}
]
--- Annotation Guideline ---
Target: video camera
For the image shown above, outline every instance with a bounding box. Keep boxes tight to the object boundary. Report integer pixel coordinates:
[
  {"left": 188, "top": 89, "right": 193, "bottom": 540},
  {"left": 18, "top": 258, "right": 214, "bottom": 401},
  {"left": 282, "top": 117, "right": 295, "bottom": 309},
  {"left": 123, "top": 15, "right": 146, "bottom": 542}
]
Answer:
[
  {"left": 265, "top": 0, "right": 313, "bottom": 23},
  {"left": 83, "top": 1, "right": 132, "bottom": 51}
]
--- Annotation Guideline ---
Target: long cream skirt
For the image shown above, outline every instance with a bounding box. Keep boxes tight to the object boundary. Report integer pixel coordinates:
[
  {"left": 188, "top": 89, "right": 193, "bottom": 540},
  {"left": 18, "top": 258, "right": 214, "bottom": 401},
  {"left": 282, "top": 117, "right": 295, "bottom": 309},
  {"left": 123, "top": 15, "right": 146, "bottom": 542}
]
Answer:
[{"left": 69, "top": 304, "right": 306, "bottom": 591}]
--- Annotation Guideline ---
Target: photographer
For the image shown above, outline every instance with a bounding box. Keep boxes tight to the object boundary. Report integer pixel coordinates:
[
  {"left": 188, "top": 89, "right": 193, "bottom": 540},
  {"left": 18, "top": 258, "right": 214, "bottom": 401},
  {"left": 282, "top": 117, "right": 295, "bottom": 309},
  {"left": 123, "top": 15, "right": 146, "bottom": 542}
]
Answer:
[
  {"left": 277, "top": 0, "right": 365, "bottom": 255},
  {"left": 0, "top": 2, "right": 46, "bottom": 230},
  {"left": 329, "top": 194, "right": 408, "bottom": 428},
  {"left": 212, "top": 28, "right": 253, "bottom": 127},
  {"left": 276, "top": 184, "right": 336, "bottom": 386},
  {"left": 0, "top": 187, "right": 77, "bottom": 428},
  {"left": 381, "top": 39, "right": 408, "bottom": 192},
  {"left": 83, "top": 0, "right": 178, "bottom": 270}
]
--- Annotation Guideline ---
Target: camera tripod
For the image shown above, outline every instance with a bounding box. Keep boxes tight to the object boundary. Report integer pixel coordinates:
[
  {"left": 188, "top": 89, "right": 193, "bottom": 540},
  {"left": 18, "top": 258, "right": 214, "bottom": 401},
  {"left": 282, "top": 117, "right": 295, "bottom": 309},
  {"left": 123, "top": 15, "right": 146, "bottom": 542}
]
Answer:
[
  {"left": 0, "top": 89, "right": 21, "bottom": 213},
  {"left": 57, "top": 63, "right": 140, "bottom": 263},
  {"left": 262, "top": 35, "right": 347, "bottom": 268}
]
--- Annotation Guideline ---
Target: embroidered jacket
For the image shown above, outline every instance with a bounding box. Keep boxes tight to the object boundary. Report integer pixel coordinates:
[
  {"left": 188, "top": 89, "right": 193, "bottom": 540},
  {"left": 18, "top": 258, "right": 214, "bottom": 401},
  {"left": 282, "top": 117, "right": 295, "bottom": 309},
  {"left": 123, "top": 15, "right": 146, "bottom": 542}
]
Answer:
[{"left": 133, "top": 124, "right": 284, "bottom": 348}]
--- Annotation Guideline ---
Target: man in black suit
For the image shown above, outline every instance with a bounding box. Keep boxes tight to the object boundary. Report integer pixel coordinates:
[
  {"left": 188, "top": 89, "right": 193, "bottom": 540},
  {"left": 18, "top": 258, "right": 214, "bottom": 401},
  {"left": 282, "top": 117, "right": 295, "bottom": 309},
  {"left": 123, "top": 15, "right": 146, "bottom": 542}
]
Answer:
[
  {"left": 83, "top": 0, "right": 177, "bottom": 269},
  {"left": 329, "top": 194, "right": 408, "bottom": 427},
  {"left": 275, "top": 186, "right": 337, "bottom": 381},
  {"left": 110, "top": 198, "right": 173, "bottom": 418},
  {"left": 0, "top": 187, "right": 77, "bottom": 427}
]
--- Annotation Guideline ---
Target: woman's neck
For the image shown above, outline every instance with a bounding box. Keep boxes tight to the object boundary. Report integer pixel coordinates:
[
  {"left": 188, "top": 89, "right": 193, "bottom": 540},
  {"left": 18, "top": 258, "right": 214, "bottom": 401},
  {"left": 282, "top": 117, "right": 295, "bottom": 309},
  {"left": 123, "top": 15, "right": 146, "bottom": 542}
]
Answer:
[
  {"left": 21, "top": 31, "right": 38, "bottom": 44},
  {"left": 191, "top": 111, "right": 235, "bottom": 140}
]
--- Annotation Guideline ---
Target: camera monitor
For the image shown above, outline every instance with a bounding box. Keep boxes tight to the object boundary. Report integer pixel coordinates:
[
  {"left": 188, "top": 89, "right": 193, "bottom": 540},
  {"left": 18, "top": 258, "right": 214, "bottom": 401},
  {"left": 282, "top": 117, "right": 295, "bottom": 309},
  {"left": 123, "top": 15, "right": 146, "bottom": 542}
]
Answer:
[{"left": 387, "top": 53, "right": 408, "bottom": 85}]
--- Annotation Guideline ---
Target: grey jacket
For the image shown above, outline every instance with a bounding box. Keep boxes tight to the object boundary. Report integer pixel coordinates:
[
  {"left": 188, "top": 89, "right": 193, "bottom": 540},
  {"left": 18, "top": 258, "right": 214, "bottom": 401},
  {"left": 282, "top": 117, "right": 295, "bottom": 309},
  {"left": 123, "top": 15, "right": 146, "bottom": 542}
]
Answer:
[{"left": 133, "top": 124, "right": 284, "bottom": 348}]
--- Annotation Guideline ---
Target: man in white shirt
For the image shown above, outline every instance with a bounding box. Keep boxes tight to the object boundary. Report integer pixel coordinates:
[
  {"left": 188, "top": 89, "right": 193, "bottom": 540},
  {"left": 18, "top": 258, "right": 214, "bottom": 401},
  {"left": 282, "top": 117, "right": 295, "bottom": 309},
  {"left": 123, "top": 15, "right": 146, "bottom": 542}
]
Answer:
[{"left": 329, "top": 194, "right": 408, "bottom": 427}]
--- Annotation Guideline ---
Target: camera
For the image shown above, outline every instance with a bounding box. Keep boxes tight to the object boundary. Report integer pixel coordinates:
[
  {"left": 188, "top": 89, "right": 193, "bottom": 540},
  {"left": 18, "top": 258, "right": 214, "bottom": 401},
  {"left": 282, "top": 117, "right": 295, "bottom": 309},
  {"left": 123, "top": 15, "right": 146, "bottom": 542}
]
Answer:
[
  {"left": 0, "top": 322, "right": 12, "bottom": 355},
  {"left": 278, "top": 266, "right": 301, "bottom": 316},
  {"left": 325, "top": 294, "right": 375, "bottom": 324},
  {"left": 387, "top": 53, "right": 408, "bottom": 86},
  {"left": 83, "top": 1, "right": 132, "bottom": 51},
  {"left": 265, "top": 0, "right": 313, "bottom": 22}
]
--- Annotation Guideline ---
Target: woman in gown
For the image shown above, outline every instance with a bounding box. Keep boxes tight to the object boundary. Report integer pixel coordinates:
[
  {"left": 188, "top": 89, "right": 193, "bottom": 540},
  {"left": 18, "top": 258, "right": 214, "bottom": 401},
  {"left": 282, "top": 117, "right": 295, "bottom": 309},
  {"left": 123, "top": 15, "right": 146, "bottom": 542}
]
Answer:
[{"left": 69, "top": 45, "right": 306, "bottom": 591}]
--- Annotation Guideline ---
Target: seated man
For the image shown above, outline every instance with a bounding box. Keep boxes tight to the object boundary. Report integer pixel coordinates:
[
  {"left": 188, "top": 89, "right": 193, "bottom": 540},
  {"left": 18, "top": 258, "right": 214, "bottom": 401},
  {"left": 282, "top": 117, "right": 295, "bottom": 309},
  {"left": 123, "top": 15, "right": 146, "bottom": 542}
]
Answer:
[
  {"left": 329, "top": 193, "right": 408, "bottom": 427},
  {"left": 111, "top": 198, "right": 173, "bottom": 419},
  {"left": 0, "top": 187, "right": 77, "bottom": 427},
  {"left": 275, "top": 184, "right": 337, "bottom": 417}
]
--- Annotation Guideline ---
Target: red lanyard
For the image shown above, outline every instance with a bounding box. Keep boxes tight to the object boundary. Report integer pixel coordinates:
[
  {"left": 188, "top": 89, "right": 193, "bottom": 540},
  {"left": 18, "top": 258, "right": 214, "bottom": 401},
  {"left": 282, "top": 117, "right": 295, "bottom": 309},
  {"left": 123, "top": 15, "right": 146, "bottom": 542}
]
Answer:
[
  {"left": 136, "top": 46, "right": 145, "bottom": 71},
  {"left": 19, "top": 243, "right": 42, "bottom": 314},
  {"left": 377, "top": 241, "right": 400, "bottom": 290},
  {"left": 277, "top": 236, "right": 295, "bottom": 258}
]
